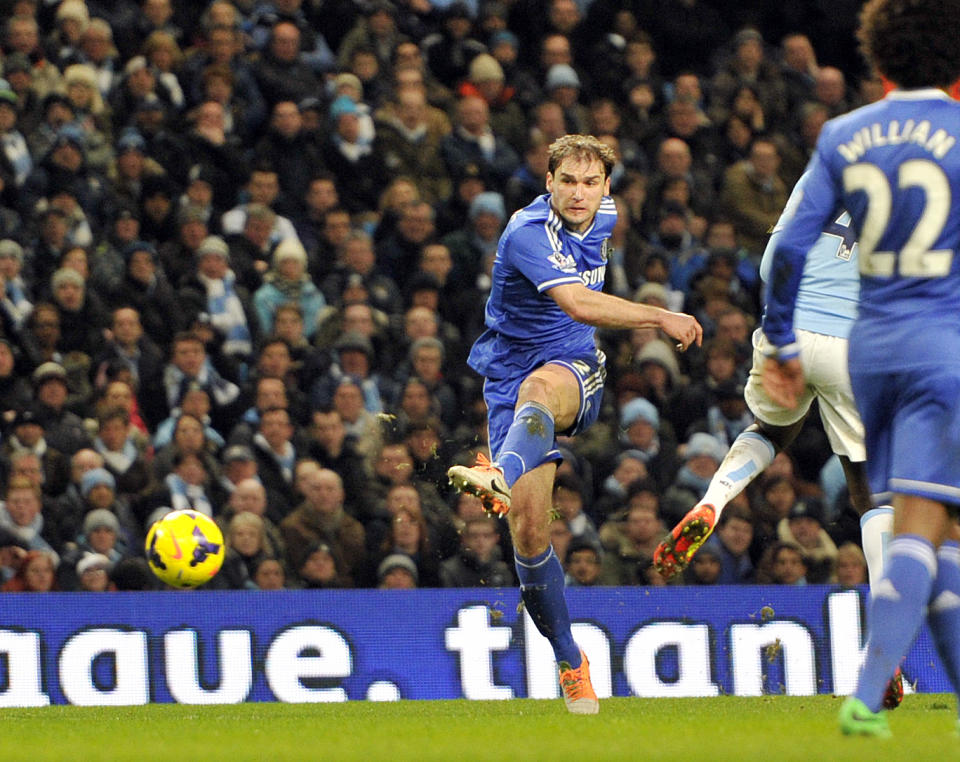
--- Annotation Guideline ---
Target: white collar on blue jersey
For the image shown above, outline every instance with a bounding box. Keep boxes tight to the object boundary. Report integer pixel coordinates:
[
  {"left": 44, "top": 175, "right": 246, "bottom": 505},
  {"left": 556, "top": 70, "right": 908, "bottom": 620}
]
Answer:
[{"left": 884, "top": 87, "right": 952, "bottom": 101}]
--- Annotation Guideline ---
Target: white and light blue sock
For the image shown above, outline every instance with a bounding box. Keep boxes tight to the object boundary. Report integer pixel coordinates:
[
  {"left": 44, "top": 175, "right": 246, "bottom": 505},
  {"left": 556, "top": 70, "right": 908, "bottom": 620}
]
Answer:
[
  {"left": 860, "top": 506, "right": 894, "bottom": 590},
  {"left": 700, "top": 431, "right": 776, "bottom": 520}
]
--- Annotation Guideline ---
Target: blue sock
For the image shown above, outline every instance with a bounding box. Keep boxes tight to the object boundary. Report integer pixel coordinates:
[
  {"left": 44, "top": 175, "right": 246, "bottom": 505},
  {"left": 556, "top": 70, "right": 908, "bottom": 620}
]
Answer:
[
  {"left": 497, "top": 402, "right": 555, "bottom": 487},
  {"left": 515, "top": 546, "right": 581, "bottom": 666},
  {"left": 856, "top": 534, "right": 937, "bottom": 712},
  {"left": 928, "top": 541, "right": 960, "bottom": 706}
]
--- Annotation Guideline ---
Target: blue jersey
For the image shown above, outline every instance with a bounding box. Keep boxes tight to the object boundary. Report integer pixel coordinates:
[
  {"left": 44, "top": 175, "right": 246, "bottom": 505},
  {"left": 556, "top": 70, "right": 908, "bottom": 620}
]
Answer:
[
  {"left": 760, "top": 171, "right": 860, "bottom": 340},
  {"left": 764, "top": 89, "right": 960, "bottom": 371},
  {"left": 468, "top": 193, "right": 617, "bottom": 380}
]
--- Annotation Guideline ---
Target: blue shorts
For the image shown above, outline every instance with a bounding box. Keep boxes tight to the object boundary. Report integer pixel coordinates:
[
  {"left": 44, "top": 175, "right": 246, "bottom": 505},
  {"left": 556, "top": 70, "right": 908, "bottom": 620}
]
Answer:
[
  {"left": 484, "top": 349, "right": 606, "bottom": 467},
  {"left": 851, "top": 365, "right": 960, "bottom": 505}
]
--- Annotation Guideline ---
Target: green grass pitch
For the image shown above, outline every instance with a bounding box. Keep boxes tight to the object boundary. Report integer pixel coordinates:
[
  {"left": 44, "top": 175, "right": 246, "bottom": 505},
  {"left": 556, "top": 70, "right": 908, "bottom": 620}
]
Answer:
[{"left": 1, "top": 695, "right": 956, "bottom": 761}]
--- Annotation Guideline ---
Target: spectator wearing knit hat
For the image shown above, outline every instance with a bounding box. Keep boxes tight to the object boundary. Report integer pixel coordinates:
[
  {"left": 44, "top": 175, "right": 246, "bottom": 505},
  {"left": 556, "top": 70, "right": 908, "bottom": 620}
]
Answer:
[
  {"left": 441, "top": 191, "right": 506, "bottom": 294},
  {"left": 253, "top": 237, "right": 324, "bottom": 338},
  {"left": 106, "top": 127, "right": 166, "bottom": 211},
  {"left": 661, "top": 432, "right": 728, "bottom": 527},
  {"left": 49, "top": 265, "right": 108, "bottom": 359},
  {"left": 320, "top": 95, "right": 390, "bottom": 214},
  {"left": 22, "top": 123, "right": 110, "bottom": 233},
  {"left": 544, "top": 63, "right": 590, "bottom": 134},
  {"left": 177, "top": 234, "right": 258, "bottom": 361},
  {"left": 617, "top": 395, "right": 680, "bottom": 491},
  {"left": 32, "top": 361, "right": 90, "bottom": 455},
  {"left": 61, "top": 62, "right": 112, "bottom": 172},
  {"left": 458, "top": 53, "right": 526, "bottom": 154},
  {"left": 156, "top": 202, "right": 211, "bottom": 282},
  {"left": 111, "top": 239, "right": 182, "bottom": 348},
  {"left": 0, "top": 79, "right": 31, "bottom": 188},
  {"left": 421, "top": 1, "right": 486, "bottom": 88}
]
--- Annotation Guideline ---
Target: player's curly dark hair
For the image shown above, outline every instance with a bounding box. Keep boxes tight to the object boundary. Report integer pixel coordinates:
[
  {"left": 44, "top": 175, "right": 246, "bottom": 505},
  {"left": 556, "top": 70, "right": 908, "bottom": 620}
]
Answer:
[
  {"left": 858, "top": 0, "right": 960, "bottom": 89},
  {"left": 547, "top": 134, "right": 616, "bottom": 179}
]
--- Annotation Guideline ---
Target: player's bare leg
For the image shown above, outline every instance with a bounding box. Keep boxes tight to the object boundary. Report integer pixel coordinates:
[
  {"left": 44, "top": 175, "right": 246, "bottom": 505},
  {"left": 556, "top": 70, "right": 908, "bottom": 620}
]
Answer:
[{"left": 448, "top": 365, "right": 578, "bottom": 516}]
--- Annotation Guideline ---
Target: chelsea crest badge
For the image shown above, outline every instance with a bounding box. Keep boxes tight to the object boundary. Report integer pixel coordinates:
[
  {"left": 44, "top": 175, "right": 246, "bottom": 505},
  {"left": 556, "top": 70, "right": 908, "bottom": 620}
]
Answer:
[{"left": 600, "top": 238, "right": 611, "bottom": 262}]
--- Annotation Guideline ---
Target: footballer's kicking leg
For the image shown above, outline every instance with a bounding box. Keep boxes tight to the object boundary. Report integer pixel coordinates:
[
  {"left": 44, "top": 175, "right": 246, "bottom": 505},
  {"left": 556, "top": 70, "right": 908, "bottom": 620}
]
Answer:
[{"left": 448, "top": 365, "right": 598, "bottom": 713}]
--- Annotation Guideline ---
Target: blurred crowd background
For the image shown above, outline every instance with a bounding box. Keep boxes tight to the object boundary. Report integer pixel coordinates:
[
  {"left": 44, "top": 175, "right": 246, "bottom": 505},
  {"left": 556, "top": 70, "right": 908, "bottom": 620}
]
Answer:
[{"left": 0, "top": 0, "right": 877, "bottom": 592}]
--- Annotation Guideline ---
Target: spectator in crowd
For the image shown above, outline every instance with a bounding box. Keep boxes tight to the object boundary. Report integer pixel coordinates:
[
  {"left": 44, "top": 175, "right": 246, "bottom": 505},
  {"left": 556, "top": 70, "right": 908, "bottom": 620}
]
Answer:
[
  {"left": 178, "top": 234, "right": 257, "bottom": 362},
  {"left": 374, "top": 86, "right": 450, "bottom": 206},
  {"left": 225, "top": 511, "right": 275, "bottom": 584},
  {"left": 252, "top": 21, "right": 321, "bottom": 107},
  {"left": 2, "top": 406, "right": 71, "bottom": 497},
  {"left": 777, "top": 498, "right": 837, "bottom": 584},
  {"left": 682, "top": 540, "right": 722, "bottom": 585},
  {"left": 292, "top": 540, "right": 346, "bottom": 589},
  {"left": 254, "top": 239, "right": 324, "bottom": 340},
  {"left": 321, "top": 230, "right": 400, "bottom": 318},
  {"left": 111, "top": 240, "right": 182, "bottom": 349},
  {"left": 280, "top": 467, "right": 365, "bottom": 585},
  {"left": 442, "top": 95, "right": 519, "bottom": 189},
  {"left": 161, "top": 330, "right": 241, "bottom": 432},
  {"left": 74, "top": 551, "right": 114, "bottom": 591},
  {"left": 707, "top": 503, "right": 755, "bottom": 584},
  {"left": 835, "top": 542, "right": 868, "bottom": 587},
  {"left": 439, "top": 515, "right": 512, "bottom": 588},
  {"left": 31, "top": 361, "right": 89, "bottom": 455},
  {"left": 617, "top": 396, "right": 680, "bottom": 491},
  {"left": 564, "top": 540, "right": 603, "bottom": 587},
  {"left": 719, "top": 137, "right": 788, "bottom": 255},
  {"left": 767, "top": 541, "right": 808, "bottom": 586},
  {"left": 377, "top": 552, "right": 418, "bottom": 589},
  {"left": 599, "top": 480, "right": 665, "bottom": 585},
  {"left": 253, "top": 556, "right": 286, "bottom": 589},
  {"left": 661, "top": 432, "right": 727, "bottom": 527},
  {"left": 1, "top": 547, "right": 58, "bottom": 591},
  {"left": 320, "top": 95, "right": 389, "bottom": 215},
  {"left": 0, "top": 478, "right": 59, "bottom": 580},
  {"left": 93, "top": 406, "right": 151, "bottom": 497},
  {"left": 140, "top": 450, "right": 216, "bottom": 530},
  {"left": 552, "top": 472, "right": 600, "bottom": 550}
]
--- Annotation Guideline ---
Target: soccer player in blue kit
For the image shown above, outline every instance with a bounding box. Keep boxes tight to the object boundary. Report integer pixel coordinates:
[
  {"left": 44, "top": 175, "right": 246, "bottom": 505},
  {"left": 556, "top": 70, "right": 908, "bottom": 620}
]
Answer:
[
  {"left": 448, "top": 135, "right": 702, "bottom": 714},
  {"left": 760, "top": 0, "right": 960, "bottom": 737}
]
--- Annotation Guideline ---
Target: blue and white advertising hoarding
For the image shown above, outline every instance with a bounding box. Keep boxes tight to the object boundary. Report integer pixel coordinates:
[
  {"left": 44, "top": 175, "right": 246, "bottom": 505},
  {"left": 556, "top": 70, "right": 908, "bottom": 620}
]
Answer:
[{"left": 0, "top": 586, "right": 947, "bottom": 706}]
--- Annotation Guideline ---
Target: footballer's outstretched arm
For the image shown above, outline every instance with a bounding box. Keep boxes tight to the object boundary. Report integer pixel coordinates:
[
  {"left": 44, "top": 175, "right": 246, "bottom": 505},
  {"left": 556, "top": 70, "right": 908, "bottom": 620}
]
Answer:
[{"left": 547, "top": 282, "right": 703, "bottom": 350}]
